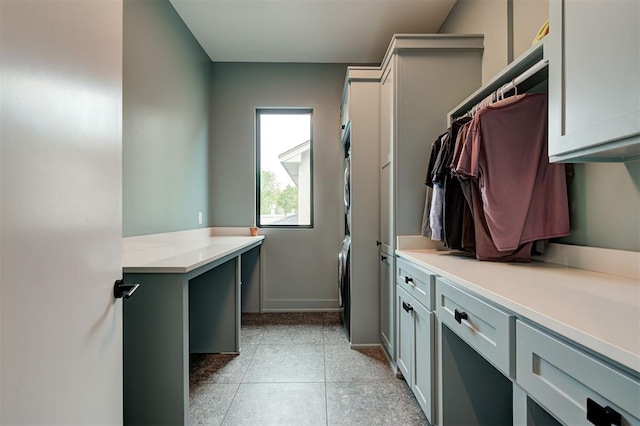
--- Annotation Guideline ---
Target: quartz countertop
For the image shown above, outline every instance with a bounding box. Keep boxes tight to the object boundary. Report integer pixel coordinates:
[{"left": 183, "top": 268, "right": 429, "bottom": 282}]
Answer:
[
  {"left": 396, "top": 248, "right": 640, "bottom": 374},
  {"left": 123, "top": 228, "right": 264, "bottom": 273}
]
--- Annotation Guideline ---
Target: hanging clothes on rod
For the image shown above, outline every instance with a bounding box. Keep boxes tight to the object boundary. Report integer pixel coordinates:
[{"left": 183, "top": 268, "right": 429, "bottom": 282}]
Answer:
[
  {"left": 422, "top": 55, "right": 568, "bottom": 262},
  {"left": 454, "top": 92, "right": 570, "bottom": 262}
]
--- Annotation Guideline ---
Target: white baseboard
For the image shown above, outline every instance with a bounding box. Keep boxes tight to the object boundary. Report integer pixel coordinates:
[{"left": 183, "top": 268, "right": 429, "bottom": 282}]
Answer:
[
  {"left": 349, "top": 343, "right": 384, "bottom": 350},
  {"left": 262, "top": 298, "right": 340, "bottom": 311}
]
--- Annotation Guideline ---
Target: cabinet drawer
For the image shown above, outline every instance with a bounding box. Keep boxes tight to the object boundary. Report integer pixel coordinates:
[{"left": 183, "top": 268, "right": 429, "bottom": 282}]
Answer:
[
  {"left": 516, "top": 321, "right": 640, "bottom": 425},
  {"left": 397, "top": 258, "right": 435, "bottom": 310},
  {"left": 436, "top": 278, "right": 515, "bottom": 377}
]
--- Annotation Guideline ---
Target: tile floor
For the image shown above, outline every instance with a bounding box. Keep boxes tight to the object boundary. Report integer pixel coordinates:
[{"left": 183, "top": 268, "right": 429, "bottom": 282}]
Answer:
[{"left": 189, "top": 312, "right": 428, "bottom": 425}]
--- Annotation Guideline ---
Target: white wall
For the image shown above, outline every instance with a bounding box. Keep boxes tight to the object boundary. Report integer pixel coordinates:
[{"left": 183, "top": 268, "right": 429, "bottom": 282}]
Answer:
[{"left": 209, "top": 63, "right": 347, "bottom": 311}]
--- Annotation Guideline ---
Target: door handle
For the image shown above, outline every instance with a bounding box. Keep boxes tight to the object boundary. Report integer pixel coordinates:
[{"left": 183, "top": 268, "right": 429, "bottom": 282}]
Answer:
[
  {"left": 402, "top": 301, "right": 413, "bottom": 313},
  {"left": 454, "top": 309, "right": 468, "bottom": 324},
  {"left": 587, "top": 398, "right": 621, "bottom": 426},
  {"left": 404, "top": 276, "right": 414, "bottom": 285},
  {"left": 114, "top": 279, "right": 140, "bottom": 299},
  {"left": 381, "top": 255, "right": 387, "bottom": 261}
]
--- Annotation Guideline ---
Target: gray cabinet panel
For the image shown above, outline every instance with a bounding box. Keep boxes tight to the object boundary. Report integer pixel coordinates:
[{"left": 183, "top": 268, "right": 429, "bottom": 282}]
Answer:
[
  {"left": 397, "top": 286, "right": 413, "bottom": 380},
  {"left": 436, "top": 278, "right": 515, "bottom": 378},
  {"left": 516, "top": 321, "right": 640, "bottom": 425},
  {"left": 397, "top": 257, "right": 435, "bottom": 310},
  {"left": 413, "top": 303, "right": 435, "bottom": 422},
  {"left": 548, "top": 0, "right": 640, "bottom": 161},
  {"left": 379, "top": 251, "right": 395, "bottom": 361},
  {"left": 397, "top": 285, "right": 435, "bottom": 424}
]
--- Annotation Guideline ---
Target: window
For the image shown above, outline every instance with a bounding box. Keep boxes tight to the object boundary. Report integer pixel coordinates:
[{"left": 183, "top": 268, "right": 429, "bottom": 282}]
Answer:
[{"left": 256, "top": 109, "right": 313, "bottom": 227}]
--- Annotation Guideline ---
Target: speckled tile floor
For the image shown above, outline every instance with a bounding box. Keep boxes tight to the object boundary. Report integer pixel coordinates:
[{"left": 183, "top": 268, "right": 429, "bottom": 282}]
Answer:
[{"left": 189, "top": 312, "right": 428, "bottom": 425}]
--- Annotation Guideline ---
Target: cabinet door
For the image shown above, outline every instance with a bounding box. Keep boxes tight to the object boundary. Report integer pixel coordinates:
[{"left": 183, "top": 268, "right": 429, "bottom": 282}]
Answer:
[
  {"left": 380, "top": 162, "right": 393, "bottom": 253},
  {"left": 413, "top": 303, "right": 434, "bottom": 423},
  {"left": 380, "top": 61, "right": 394, "bottom": 168},
  {"left": 548, "top": 0, "right": 640, "bottom": 161},
  {"left": 379, "top": 251, "right": 394, "bottom": 361},
  {"left": 396, "top": 286, "right": 413, "bottom": 382}
]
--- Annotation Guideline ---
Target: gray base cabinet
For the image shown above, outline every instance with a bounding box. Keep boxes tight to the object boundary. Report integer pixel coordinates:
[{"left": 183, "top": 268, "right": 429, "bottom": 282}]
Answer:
[
  {"left": 397, "top": 255, "right": 639, "bottom": 426},
  {"left": 396, "top": 258, "right": 437, "bottom": 423},
  {"left": 397, "top": 286, "right": 435, "bottom": 423}
]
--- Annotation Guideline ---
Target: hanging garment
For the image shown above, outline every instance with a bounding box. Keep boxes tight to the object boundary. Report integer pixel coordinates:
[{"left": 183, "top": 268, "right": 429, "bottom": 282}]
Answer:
[
  {"left": 440, "top": 117, "right": 472, "bottom": 250},
  {"left": 425, "top": 133, "right": 448, "bottom": 240},
  {"left": 456, "top": 93, "right": 570, "bottom": 252},
  {"left": 429, "top": 183, "right": 444, "bottom": 241},
  {"left": 470, "top": 179, "right": 534, "bottom": 262},
  {"left": 421, "top": 133, "right": 446, "bottom": 238}
]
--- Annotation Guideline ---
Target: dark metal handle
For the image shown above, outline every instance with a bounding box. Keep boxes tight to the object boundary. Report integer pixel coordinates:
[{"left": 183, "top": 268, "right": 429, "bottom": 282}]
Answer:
[
  {"left": 454, "top": 309, "right": 468, "bottom": 324},
  {"left": 114, "top": 279, "right": 140, "bottom": 299},
  {"left": 404, "top": 276, "right": 414, "bottom": 285},
  {"left": 376, "top": 241, "right": 381, "bottom": 246},
  {"left": 402, "top": 301, "right": 413, "bottom": 313},
  {"left": 587, "top": 398, "right": 621, "bottom": 426},
  {"left": 381, "top": 255, "right": 387, "bottom": 261},
  {"left": 341, "top": 124, "right": 346, "bottom": 129}
]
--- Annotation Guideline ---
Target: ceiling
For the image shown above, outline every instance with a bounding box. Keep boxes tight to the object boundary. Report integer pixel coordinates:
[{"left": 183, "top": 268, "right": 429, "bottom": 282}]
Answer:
[{"left": 169, "top": 0, "right": 458, "bottom": 64}]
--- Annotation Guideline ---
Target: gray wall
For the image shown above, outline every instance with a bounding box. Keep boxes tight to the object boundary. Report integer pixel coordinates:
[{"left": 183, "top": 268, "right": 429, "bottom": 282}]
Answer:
[
  {"left": 439, "top": 0, "right": 511, "bottom": 83},
  {"left": 209, "top": 63, "right": 347, "bottom": 310},
  {"left": 439, "top": 0, "right": 640, "bottom": 252},
  {"left": 123, "top": 0, "right": 211, "bottom": 237}
]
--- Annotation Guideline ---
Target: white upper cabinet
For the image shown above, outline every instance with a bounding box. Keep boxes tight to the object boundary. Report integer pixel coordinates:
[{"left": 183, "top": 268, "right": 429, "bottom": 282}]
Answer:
[{"left": 547, "top": 0, "right": 640, "bottom": 162}]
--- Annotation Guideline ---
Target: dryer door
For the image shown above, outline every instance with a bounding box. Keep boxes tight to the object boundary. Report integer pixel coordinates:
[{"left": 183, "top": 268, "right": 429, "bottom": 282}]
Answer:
[
  {"left": 343, "top": 156, "right": 350, "bottom": 215},
  {"left": 337, "top": 251, "right": 344, "bottom": 308}
]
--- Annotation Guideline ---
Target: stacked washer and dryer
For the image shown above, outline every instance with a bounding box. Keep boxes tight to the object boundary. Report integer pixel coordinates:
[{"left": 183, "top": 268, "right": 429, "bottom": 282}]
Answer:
[
  {"left": 338, "top": 123, "right": 351, "bottom": 338},
  {"left": 337, "top": 67, "right": 381, "bottom": 346}
]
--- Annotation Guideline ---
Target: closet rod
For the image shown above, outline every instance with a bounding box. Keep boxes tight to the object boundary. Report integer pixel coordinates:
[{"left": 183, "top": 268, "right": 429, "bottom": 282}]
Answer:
[
  {"left": 461, "top": 58, "right": 549, "bottom": 120},
  {"left": 498, "top": 58, "right": 549, "bottom": 95}
]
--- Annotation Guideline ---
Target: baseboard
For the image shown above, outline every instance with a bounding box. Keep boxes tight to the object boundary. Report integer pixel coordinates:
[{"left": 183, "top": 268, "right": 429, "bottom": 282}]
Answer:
[
  {"left": 349, "top": 343, "right": 384, "bottom": 350},
  {"left": 262, "top": 298, "right": 340, "bottom": 311}
]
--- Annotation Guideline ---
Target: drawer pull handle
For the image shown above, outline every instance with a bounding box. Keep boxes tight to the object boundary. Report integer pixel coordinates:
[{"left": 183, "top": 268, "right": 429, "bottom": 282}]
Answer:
[
  {"left": 454, "top": 309, "right": 468, "bottom": 324},
  {"left": 402, "top": 301, "right": 414, "bottom": 313},
  {"left": 381, "top": 255, "right": 387, "bottom": 261},
  {"left": 587, "top": 398, "right": 621, "bottom": 426},
  {"left": 404, "top": 276, "right": 414, "bottom": 285}
]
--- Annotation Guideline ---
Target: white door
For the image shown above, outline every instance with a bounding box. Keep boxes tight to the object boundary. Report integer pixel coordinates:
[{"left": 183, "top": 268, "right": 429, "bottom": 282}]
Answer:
[{"left": 1, "top": 0, "right": 124, "bottom": 423}]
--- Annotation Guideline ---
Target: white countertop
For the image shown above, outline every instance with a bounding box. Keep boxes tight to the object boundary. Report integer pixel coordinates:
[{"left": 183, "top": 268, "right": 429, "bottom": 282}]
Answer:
[
  {"left": 396, "top": 249, "right": 640, "bottom": 374},
  {"left": 122, "top": 228, "right": 264, "bottom": 273}
]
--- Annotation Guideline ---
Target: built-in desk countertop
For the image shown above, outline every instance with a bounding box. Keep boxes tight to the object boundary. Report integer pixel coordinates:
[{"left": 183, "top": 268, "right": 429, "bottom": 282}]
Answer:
[
  {"left": 122, "top": 229, "right": 264, "bottom": 273},
  {"left": 395, "top": 248, "right": 640, "bottom": 374},
  {"left": 122, "top": 228, "right": 264, "bottom": 425}
]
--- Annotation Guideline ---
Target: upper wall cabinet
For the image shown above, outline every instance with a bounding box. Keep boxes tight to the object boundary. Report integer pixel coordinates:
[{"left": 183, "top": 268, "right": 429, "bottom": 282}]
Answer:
[{"left": 547, "top": 0, "right": 640, "bottom": 162}]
